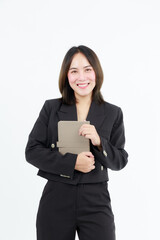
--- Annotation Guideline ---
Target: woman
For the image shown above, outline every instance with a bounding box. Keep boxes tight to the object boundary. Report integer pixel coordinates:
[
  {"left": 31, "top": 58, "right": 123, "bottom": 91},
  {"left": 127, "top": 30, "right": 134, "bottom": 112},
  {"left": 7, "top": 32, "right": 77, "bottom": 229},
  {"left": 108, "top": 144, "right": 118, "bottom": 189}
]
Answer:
[{"left": 25, "top": 45, "right": 128, "bottom": 240}]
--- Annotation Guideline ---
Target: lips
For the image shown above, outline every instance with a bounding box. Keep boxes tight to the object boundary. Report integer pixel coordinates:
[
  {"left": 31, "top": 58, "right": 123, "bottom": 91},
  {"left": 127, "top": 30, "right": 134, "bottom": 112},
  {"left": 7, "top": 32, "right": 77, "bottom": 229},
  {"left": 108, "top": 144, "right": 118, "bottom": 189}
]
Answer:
[{"left": 77, "top": 83, "right": 89, "bottom": 89}]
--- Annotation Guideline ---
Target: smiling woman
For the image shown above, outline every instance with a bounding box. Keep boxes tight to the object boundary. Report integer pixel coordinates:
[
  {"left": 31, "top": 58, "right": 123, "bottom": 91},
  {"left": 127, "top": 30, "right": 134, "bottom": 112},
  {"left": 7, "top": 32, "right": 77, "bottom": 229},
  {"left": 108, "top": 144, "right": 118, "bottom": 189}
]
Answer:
[
  {"left": 67, "top": 53, "right": 96, "bottom": 98},
  {"left": 25, "top": 45, "right": 128, "bottom": 240},
  {"left": 58, "top": 45, "right": 104, "bottom": 105}
]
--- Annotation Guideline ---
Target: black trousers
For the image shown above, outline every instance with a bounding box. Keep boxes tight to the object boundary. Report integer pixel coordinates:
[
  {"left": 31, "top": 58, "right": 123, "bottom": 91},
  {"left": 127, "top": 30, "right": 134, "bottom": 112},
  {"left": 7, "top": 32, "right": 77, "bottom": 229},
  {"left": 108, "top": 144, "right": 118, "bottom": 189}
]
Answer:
[{"left": 36, "top": 180, "right": 116, "bottom": 240}]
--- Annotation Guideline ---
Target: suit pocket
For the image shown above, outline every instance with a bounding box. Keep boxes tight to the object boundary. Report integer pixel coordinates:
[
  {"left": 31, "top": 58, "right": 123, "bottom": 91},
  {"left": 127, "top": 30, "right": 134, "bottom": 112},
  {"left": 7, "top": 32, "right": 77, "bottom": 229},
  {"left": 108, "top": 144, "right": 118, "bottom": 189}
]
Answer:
[
  {"left": 102, "top": 181, "right": 111, "bottom": 202},
  {"left": 39, "top": 180, "right": 56, "bottom": 206}
]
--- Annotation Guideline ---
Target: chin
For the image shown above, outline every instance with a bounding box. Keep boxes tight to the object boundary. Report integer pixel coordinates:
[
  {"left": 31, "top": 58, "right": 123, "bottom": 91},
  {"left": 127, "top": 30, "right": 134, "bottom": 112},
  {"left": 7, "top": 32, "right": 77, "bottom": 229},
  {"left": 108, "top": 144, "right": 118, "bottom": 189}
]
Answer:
[{"left": 76, "top": 91, "right": 92, "bottom": 97}]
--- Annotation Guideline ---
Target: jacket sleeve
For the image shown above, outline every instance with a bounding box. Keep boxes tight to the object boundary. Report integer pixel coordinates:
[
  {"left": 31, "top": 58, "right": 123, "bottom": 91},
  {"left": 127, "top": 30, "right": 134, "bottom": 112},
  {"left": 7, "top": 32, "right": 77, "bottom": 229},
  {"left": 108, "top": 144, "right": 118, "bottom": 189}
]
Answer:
[
  {"left": 91, "top": 107, "right": 128, "bottom": 170},
  {"left": 25, "top": 100, "right": 77, "bottom": 179}
]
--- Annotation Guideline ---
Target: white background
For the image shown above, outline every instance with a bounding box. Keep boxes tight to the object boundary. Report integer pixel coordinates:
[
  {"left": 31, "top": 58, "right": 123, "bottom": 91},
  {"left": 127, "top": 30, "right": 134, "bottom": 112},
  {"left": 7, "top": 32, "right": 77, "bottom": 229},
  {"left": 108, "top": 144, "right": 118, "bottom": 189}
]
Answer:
[{"left": 0, "top": 0, "right": 159, "bottom": 239}]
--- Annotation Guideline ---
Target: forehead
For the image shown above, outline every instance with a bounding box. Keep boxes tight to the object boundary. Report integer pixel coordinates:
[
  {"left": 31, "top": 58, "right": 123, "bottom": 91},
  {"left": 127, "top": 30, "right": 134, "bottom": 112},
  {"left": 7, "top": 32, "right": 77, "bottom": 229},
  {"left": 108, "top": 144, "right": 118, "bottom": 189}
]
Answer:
[{"left": 70, "top": 53, "right": 90, "bottom": 68}]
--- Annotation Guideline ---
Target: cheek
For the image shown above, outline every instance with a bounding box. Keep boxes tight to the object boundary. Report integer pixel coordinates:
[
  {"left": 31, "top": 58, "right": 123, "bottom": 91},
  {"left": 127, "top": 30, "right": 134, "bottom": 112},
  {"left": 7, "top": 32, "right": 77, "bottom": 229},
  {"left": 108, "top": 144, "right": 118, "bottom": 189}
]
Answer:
[
  {"left": 68, "top": 73, "right": 75, "bottom": 84},
  {"left": 90, "top": 72, "right": 96, "bottom": 82}
]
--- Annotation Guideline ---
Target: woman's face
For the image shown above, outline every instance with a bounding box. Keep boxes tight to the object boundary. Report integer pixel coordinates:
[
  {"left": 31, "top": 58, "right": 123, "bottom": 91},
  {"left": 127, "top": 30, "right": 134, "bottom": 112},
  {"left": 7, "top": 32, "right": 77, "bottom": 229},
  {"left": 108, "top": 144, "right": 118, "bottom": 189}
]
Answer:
[{"left": 67, "top": 53, "right": 96, "bottom": 99}]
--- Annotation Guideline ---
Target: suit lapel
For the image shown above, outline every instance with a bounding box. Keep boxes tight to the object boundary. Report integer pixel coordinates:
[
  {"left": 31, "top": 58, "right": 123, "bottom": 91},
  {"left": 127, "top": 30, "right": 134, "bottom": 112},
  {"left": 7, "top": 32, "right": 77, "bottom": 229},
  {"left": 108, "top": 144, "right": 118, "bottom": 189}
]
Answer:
[
  {"left": 86, "top": 100, "right": 105, "bottom": 131},
  {"left": 57, "top": 100, "right": 105, "bottom": 131},
  {"left": 57, "top": 102, "right": 77, "bottom": 121}
]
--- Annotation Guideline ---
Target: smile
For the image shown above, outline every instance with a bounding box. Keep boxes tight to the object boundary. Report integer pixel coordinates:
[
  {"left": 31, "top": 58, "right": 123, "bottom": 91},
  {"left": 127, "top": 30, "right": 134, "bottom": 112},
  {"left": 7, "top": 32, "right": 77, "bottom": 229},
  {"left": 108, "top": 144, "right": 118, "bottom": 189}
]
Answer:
[{"left": 77, "top": 83, "right": 89, "bottom": 89}]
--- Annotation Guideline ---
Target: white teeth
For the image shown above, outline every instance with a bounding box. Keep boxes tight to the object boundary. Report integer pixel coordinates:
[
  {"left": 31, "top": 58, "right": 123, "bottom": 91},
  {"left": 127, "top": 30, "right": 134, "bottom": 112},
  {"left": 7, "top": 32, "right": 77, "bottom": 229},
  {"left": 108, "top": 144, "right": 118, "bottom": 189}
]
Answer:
[{"left": 77, "top": 83, "right": 88, "bottom": 86}]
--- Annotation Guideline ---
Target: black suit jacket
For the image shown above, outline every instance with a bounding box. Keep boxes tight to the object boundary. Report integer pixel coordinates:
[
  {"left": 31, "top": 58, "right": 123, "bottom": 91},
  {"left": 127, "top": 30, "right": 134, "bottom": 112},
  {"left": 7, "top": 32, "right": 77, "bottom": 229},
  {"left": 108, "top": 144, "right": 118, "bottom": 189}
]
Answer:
[{"left": 25, "top": 98, "right": 128, "bottom": 185}]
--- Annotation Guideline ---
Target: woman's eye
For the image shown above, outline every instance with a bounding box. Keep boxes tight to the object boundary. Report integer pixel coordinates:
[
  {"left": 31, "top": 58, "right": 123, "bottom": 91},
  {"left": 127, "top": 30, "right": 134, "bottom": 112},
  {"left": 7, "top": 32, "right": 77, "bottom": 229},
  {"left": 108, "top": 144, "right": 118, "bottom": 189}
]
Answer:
[
  {"left": 71, "top": 70, "right": 77, "bottom": 74},
  {"left": 86, "top": 68, "right": 92, "bottom": 72}
]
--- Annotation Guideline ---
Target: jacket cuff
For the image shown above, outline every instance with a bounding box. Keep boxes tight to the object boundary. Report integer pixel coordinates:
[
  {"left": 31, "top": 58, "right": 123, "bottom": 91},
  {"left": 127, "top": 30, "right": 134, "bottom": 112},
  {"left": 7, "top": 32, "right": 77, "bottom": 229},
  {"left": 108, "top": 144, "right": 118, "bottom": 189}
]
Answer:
[
  {"left": 59, "top": 153, "right": 77, "bottom": 179},
  {"left": 91, "top": 135, "right": 128, "bottom": 170},
  {"left": 91, "top": 135, "right": 108, "bottom": 158}
]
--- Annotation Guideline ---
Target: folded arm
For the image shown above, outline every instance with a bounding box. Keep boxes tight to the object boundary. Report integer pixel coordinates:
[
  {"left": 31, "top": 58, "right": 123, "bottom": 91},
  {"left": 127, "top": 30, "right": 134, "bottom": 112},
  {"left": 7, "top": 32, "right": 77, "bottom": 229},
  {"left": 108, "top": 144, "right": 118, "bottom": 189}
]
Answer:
[
  {"left": 25, "top": 101, "right": 77, "bottom": 179},
  {"left": 91, "top": 107, "right": 128, "bottom": 170}
]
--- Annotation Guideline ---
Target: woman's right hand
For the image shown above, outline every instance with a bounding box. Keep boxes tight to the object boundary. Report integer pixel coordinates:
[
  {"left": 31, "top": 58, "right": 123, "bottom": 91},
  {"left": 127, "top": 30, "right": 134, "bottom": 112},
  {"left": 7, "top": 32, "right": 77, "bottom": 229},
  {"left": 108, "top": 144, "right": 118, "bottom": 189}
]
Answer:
[{"left": 74, "top": 152, "right": 95, "bottom": 173}]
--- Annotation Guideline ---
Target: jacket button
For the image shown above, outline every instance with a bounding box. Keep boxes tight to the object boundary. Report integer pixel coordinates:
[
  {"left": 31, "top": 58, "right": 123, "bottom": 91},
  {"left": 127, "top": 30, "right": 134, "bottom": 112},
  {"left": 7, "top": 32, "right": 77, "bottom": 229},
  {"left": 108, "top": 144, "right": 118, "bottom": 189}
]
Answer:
[
  {"left": 51, "top": 143, "right": 55, "bottom": 148},
  {"left": 103, "top": 150, "right": 107, "bottom": 157}
]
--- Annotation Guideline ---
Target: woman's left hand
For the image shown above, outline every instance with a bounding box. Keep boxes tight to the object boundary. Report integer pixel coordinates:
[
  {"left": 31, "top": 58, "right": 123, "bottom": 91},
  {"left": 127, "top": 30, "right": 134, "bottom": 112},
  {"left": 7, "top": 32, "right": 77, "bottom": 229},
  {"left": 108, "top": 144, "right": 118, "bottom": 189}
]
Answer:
[{"left": 79, "top": 124, "right": 101, "bottom": 147}]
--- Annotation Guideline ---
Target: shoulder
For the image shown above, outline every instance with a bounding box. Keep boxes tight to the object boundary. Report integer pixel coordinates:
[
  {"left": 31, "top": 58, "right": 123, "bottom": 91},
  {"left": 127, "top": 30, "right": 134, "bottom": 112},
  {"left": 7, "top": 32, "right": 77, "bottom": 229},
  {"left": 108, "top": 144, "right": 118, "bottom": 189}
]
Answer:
[
  {"left": 102, "top": 100, "right": 122, "bottom": 114},
  {"left": 44, "top": 97, "right": 62, "bottom": 108},
  {"left": 101, "top": 100, "right": 124, "bottom": 124},
  {"left": 41, "top": 98, "right": 62, "bottom": 114},
  {"left": 45, "top": 97, "right": 62, "bottom": 106}
]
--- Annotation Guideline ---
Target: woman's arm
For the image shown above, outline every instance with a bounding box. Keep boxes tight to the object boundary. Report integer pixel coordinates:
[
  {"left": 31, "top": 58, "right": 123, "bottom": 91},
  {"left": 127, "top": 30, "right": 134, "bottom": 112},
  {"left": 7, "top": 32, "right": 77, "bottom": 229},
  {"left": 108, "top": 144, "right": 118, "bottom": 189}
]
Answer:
[
  {"left": 25, "top": 100, "right": 77, "bottom": 179},
  {"left": 91, "top": 107, "right": 128, "bottom": 170}
]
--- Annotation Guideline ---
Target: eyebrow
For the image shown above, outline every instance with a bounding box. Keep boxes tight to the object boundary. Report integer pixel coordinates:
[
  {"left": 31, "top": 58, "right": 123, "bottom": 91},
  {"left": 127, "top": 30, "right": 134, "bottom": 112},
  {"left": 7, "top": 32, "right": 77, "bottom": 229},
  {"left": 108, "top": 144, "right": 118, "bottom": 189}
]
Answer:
[{"left": 69, "top": 65, "right": 92, "bottom": 70}]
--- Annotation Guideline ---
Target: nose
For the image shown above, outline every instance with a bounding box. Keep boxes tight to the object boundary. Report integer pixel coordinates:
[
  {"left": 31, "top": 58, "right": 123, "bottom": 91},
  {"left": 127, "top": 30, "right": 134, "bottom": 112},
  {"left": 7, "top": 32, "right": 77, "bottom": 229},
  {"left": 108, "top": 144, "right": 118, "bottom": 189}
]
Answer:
[{"left": 77, "top": 70, "right": 86, "bottom": 81}]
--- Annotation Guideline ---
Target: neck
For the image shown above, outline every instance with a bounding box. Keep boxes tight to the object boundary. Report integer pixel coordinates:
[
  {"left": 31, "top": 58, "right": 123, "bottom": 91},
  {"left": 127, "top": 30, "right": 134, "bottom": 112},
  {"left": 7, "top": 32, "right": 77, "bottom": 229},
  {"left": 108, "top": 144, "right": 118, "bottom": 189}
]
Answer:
[{"left": 75, "top": 93, "right": 92, "bottom": 106}]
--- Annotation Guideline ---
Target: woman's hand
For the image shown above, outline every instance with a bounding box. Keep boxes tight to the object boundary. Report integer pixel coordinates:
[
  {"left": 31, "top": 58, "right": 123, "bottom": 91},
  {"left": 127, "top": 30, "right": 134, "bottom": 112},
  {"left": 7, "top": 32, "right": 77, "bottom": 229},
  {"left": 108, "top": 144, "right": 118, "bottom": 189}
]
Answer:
[
  {"left": 79, "top": 124, "right": 101, "bottom": 147},
  {"left": 75, "top": 152, "right": 95, "bottom": 173}
]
